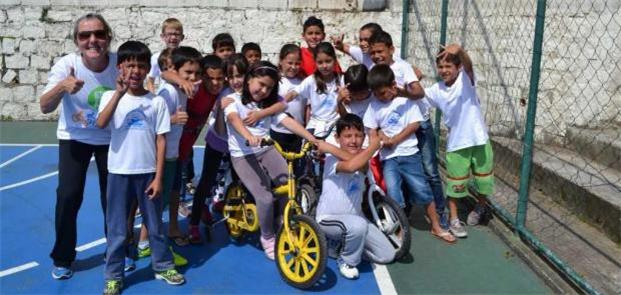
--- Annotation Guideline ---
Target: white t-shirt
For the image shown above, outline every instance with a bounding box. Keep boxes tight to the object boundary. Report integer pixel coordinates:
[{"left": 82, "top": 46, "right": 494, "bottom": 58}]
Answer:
[
  {"left": 224, "top": 93, "right": 288, "bottom": 158},
  {"left": 349, "top": 45, "right": 402, "bottom": 69},
  {"left": 148, "top": 51, "right": 162, "bottom": 80},
  {"left": 425, "top": 68, "right": 489, "bottom": 152},
  {"left": 44, "top": 52, "right": 118, "bottom": 145},
  {"left": 315, "top": 154, "right": 365, "bottom": 221},
  {"left": 157, "top": 82, "right": 187, "bottom": 159},
  {"left": 363, "top": 96, "right": 423, "bottom": 160},
  {"left": 384, "top": 59, "right": 431, "bottom": 121},
  {"left": 294, "top": 75, "right": 341, "bottom": 136},
  {"left": 344, "top": 94, "right": 372, "bottom": 119},
  {"left": 98, "top": 91, "right": 170, "bottom": 174},
  {"left": 271, "top": 77, "right": 305, "bottom": 134}
]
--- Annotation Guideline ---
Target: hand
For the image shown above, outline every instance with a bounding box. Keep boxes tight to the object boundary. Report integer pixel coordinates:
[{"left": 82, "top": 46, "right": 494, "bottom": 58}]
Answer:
[
  {"left": 62, "top": 67, "right": 85, "bottom": 94},
  {"left": 243, "top": 110, "right": 262, "bottom": 126},
  {"left": 221, "top": 97, "right": 234, "bottom": 108},
  {"left": 395, "top": 86, "right": 408, "bottom": 98},
  {"left": 178, "top": 79, "right": 202, "bottom": 99},
  {"left": 115, "top": 67, "right": 130, "bottom": 94},
  {"left": 378, "top": 131, "right": 393, "bottom": 148},
  {"left": 145, "top": 179, "right": 161, "bottom": 200},
  {"left": 315, "top": 140, "right": 329, "bottom": 153},
  {"left": 438, "top": 44, "right": 461, "bottom": 58},
  {"left": 337, "top": 84, "right": 351, "bottom": 104},
  {"left": 368, "top": 132, "right": 381, "bottom": 150},
  {"left": 171, "top": 106, "right": 188, "bottom": 125},
  {"left": 330, "top": 34, "right": 345, "bottom": 50},
  {"left": 246, "top": 135, "right": 262, "bottom": 147},
  {"left": 413, "top": 66, "right": 425, "bottom": 81}
]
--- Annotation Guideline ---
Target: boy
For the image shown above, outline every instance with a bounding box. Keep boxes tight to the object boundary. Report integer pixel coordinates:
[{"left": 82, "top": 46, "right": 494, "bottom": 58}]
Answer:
[
  {"left": 363, "top": 64, "right": 455, "bottom": 244},
  {"left": 241, "top": 42, "right": 262, "bottom": 66},
  {"left": 369, "top": 30, "right": 448, "bottom": 228},
  {"left": 423, "top": 44, "right": 494, "bottom": 238},
  {"left": 147, "top": 18, "right": 185, "bottom": 93},
  {"left": 96, "top": 41, "right": 184, "bottom": 295},
  {"left": 212, "top": 33, "right": 235, "bottom": 60},
  {"left": 332, "top": 22, "right": 385, "bottom": 69},
  {"left": 315, "top": 114, "right": 396, "bottom": 279}
]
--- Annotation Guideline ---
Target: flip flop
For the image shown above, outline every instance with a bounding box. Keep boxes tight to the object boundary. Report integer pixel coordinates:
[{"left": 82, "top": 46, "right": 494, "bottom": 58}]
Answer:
[
  {"left": 168, "top": 235, "right": 190, "bottom": 247},
  {"left": 431, "top": 230, "right": 457, "bottom": 244}
]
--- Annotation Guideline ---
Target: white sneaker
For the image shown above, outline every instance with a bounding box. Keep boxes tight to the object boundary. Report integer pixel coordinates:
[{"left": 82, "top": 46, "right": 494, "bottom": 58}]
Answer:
[
  {"left": 338, "top": 260, "right": 359, "bottom": 279},
  {"left": 449, "top": 218, "right": 468, "bottom": 238}
]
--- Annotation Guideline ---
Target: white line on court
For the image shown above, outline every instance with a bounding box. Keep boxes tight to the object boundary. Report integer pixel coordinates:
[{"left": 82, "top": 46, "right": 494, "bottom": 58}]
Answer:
[
  {"left": 0, "top": 143, "right": 58, "bottom": 147},
  {"left": 372, "top": 263, "right": 397, "bottom": 295},
  {"left": 0, "top": 171, "right": 58, "bottom": 192},
  {"left": 0, "top": 262, "right": 39, "bottom": 278},
  {"left": 75, "top": 238, "right": 106, "bottom": 252},
  {"left": 0, "top": 145, "right": 42, "bottom": 168}
]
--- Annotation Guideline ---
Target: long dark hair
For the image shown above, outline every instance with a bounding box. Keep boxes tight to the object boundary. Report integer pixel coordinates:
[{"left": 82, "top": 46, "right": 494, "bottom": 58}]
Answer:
[
  {"left": 313, "top": 42, "right": 339, "bottom": 94},
  {"left": 241, "top": 61, "right": 281, "bottom": 108}
]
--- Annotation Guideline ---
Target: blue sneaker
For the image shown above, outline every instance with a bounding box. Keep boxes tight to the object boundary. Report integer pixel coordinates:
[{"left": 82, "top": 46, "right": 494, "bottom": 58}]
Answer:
[
  {"left": 51, "top": 266, "right": 73, "bottom": 280},
  {"left": 124, "top": 257, "right": 136, "bottom": 272}
]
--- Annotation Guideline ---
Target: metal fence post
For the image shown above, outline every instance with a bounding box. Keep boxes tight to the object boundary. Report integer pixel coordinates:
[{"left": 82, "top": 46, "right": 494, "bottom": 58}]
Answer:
[{"left": 434, "top": 0, "right": 449, "bottom": 147}]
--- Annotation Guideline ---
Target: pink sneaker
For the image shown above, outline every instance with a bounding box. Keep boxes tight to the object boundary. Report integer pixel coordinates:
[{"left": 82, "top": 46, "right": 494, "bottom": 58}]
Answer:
[
  {"left": 260, "top": 236, "right": 276, "bottom": 260},
  {"left": 189, "top": 225, "right": 201, "bottom": 244}
]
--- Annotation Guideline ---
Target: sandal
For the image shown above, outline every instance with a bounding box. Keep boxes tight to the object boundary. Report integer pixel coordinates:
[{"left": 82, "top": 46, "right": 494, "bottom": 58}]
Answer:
[
  {"left": 431, "top": 230, "right": 457, "bottom": 244},
  {"left": 168, "top": 235, "right": 190, "bottom": 247}
]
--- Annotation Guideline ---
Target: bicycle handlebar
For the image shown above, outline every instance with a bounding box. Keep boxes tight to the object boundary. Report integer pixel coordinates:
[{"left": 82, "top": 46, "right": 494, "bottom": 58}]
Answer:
[{"left": 245, "top": 137, "right": 313, "bottom": 161}]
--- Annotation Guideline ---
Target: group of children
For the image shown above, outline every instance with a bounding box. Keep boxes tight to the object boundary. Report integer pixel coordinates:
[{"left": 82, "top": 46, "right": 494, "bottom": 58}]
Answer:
[{"left": 93, "top": 15, "right": 494, "bottom": 294}]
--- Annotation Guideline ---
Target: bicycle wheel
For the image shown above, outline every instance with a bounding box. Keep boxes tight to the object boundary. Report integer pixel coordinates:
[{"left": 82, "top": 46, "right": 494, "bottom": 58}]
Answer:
[
  {"left": 223, "top": 183, "right": 246, "bottom": 240},
  {"left": 275, "top": 214, "right": 327, "bottom": 289},
  {"left": 366, "top": 192, "right": 411, "bottom": 260},
  {"left": 297, "top": 183, "right": 318, "bottom": 217}
]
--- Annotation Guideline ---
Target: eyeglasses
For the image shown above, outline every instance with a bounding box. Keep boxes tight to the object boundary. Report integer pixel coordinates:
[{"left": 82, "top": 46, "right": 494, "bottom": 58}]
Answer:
[{"left": 77, "top": 30, "right": 108, "bottom": 41}]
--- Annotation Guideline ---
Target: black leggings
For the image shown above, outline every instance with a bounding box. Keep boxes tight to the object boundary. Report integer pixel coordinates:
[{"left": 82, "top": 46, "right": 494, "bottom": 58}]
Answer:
[
  {"left": 51, "top": 139, "right": 108, "bottom": 267},
  {"left": 191, "top": 144, "right": 225, "bottom": 225}
]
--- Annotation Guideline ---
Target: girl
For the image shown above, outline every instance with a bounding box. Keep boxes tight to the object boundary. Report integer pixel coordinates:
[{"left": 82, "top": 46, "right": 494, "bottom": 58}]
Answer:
[
  {"left": 286, "top": 42, "right": 343, "bottom": 139},
  {"left": 270, "top": 44, "right": 306, "bottom": 176},
  {"left": 222, "top": 61, "right": 316, "bottom": 260},
  {"left": 300, "top": 16, "right": 342, "bottom": 77}
]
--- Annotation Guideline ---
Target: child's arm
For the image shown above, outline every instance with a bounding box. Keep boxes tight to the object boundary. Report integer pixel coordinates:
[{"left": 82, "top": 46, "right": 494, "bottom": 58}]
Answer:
[
  {"left": 146, "top": 133, "right": 166, "bottom": 199},
  {"left": 331, "top": 34, "right": 351, "bottom": 55},
  {"left": 320, "top": 133, "right": 381, "bottom": 173},
  {"left": 336, "top": 84, "right": 351, "bottom": 117},
  {"left": 397, "top": 81, "right": 425, "bottom": 100},
  {"left": 160, "top": 70, "right": 202, "bottom": 99},
  {"left": 243, "top": 100, "right": 287, "bottom": 126},
  {"left": 96, "top": 70, "right": 129, "bottom": 128},
  {"left": 381, "top": 121, "right": 420, "bottom": 149},
  {"left": 283, "top": 90, "right": 300, "bottom": 102},
  {"left": 222, "top": 99, "right": 262, "bottom": 146},
  {"left": 280, "top": 116, "right": 317, "bottom": 144},
  {"left": 146, "top": 77, "right": 156, "bottom": 94}
]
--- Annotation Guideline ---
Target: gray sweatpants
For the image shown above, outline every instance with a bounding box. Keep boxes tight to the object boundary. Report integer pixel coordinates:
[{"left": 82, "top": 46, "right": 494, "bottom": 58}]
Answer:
[
  {"left": 318, "top": 214, "right": 396, "bottom": 266},
  {"left": 231, "top": 147, "right": 288, "bottom": 238}
]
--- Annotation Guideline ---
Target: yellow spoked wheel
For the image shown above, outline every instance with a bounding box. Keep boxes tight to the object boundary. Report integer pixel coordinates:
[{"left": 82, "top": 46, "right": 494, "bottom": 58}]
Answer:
[
  {"left": 275, "top": 214, "right": 327, "bottom": 289},
  {"left": 224, "top": 183, "right": 246, "bottom": 239},
  {"left": 244, "top": 204, "right": 259, "bottom": 232}
]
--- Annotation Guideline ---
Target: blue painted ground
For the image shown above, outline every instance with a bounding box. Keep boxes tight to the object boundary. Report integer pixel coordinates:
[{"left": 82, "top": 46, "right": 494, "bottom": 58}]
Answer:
[{"left": 0, "top": 145, "right": 381, "bottom": 294}]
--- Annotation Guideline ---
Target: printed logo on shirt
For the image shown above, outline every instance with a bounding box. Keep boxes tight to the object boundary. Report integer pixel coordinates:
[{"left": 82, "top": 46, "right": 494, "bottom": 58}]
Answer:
[
  {"left": 386, "top": 110, "right": 402, "bottom": 126},
  {"left": 319, "top": 93, "right": 336, "bottom": 111},
  {"left": 346, "top": 178, "right": 361, "bottom": 196},
  {"left": 71, "top": 109, "right": 97, "bottom": 128},
  {"left": 88, "top": 86, "right": 113, "bottom": 110},
  {"left": 123, "top": 106, "right": 150, "bottom": 130}
]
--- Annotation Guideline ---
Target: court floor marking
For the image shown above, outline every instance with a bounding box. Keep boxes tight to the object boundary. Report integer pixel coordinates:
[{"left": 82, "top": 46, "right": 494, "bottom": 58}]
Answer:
[
  {"left": 0, "top": 262, "right": 39, "bottom": 278},
  {"left": 0, "top": 145, "right": 42, "bottom": 168},
  {"left": 0, "top": 157, "right": 96, "bottom": 192},
  {"left": 372, "top": 263, "right": 397, "bottom": 295}
]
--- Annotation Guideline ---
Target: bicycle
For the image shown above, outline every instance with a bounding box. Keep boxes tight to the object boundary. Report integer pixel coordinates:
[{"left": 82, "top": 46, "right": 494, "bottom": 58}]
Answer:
[{"left": 222, "top": 138, "right": 327, "bottom": 289}]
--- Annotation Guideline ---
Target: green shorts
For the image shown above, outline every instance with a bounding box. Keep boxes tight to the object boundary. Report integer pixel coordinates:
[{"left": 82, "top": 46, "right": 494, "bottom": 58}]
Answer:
[
  {"left": 161, "top": 158, "right": 178, "bottom": 208},
  {"left": 445, "top": 141, "right": 495, "bottom": 198}
]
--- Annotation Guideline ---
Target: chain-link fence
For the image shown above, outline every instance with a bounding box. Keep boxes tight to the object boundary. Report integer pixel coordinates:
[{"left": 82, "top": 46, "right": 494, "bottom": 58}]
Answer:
[{"left": 404, "top": 0, "right": 620, "bottom": 294}]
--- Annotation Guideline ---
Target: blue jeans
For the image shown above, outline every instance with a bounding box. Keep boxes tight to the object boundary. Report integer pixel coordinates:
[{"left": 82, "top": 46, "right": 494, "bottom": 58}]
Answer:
[
  {"left": 416, "top": 119, "right": 447, "bottom": 215},
  {"left": 105, "top": 173, "right": 174, "bottom": 280},
  {"left": 382, "top": 153, "right": 433, "bottom": 208}
]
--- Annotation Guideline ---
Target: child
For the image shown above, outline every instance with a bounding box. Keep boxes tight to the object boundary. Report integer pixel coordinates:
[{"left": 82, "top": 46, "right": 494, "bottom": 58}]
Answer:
[
  {"left": 270, "top": 44, "right": 305, "bottom": 175},
  {"left": 363, "top": 64, "right": 456, "bottom": 244},
  {"left": 332, "top": 22, "right": 384, "bottom": 69},
  {"left": 285, "top": 42, "right": 343, "bottom": 138},
  {"left": 241, "top": 42, "right": 262, "bottom": 66},
  {"left": 423, "top": 44, "right": 494, "bottom": 237},
  {"left": 299, "top": 16, "right": 342, "bottom": 77},
  {"left": 337, "top": 64, "right": 373, "bottom": 119},
  {"left": 96, "top": 41, "right": 184, "bottom": 295},
  {"left": 368, "top": 31, "right": 447, "bottom": 227},
  {"left": 212, "top": 33, "right": 236, "bottom": 61},
  {"left": 147, "top": 18, "right": 184, "bottom": 93},
  {"left": 222, "top": 61, "right": 317, "bottom": 260},
  {"left": 315, "top": 114, "right": 396, "bottom": 280}
]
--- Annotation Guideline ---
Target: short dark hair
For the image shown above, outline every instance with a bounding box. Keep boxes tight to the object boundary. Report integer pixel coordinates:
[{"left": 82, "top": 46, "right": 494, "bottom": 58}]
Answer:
[
  {"left": 171, "top": 46, "right": 202, "bottom": 70},
  {"left": 344, "top": 64, "right": 368, "bottom": 92},
  {"left": 241, "top": 42, "right": 261, "bottom": 55},
  {"left": 369, "top": 30, "right": 393, "bottom": 47},
  {"left": 336, "top": 113, "right": 364, "bottom": 136},
  {"left": 303, "top": 16, "right": 324, "bottom": 33},
  {"left": 279, "top": 43, "right": 300, "bottom": 61},
  {"left": 435, "top": 47, "right": 462, "bottom": 66},
  {"left": 224, "top": 53, "right": 249, "bottom": 78},
  {"left": 157, "top": 48, "right": 173, "bottom": 70},
  {"left": 201, "top": 54, "right": 224, "bottom": 72},
  {"left": 360, "top": 23, "right": 383, "bottom": 35},
  {"left": 117, "top": 40, "right": 151, "bottom": 66},
  {"left": 367, "top": 64, "right": 395, "bottom": 90},
  {"left": 212, "top": 33, "right": 235, "bottom": 51},
  {"left": 242, "top": 61, "right": 281, "bottom": 108}
]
